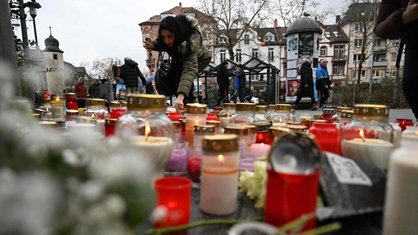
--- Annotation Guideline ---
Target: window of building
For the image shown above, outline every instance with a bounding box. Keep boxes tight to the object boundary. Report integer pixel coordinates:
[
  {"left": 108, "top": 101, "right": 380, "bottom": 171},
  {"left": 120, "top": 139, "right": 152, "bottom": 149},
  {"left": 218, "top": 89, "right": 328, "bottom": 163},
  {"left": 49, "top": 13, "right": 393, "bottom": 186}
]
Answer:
[
  {"left": 332, "top": 65, "right": 344, "bottom": 75},
  {"left": 320, "top": 46, "right": 327, "bottom": 56},
  {"left": 264, "top": 33, "right": 274, "bottom": 43},
  {"left": 252, "top": 48, "right": 258, "bottom": 59},
  {"left": 244, "top": 34, "right": 250, "bottom": 44},
  {"left": 268, "top": 48, "right": 274, "bottom": 62},
  {"left": 353, "top": 54, "right": 361, "bottom": 62},
  {"left": 354, "top": 23, "right": 365, "bottom": 33},
  {"left": 220, "top": 50, "right": 226, "bottom": 62},
  {"left": 334, "top": 45, "right": 345, "bottom": 60},
  {"left": 354, "top": 39, "right": 363, "bottom": 47},
  {"left": 53, "top": 54, "right": 58, "bottom": 60},
  {"left": 236, "top": 49, "right": 242, "bottom": 62}
]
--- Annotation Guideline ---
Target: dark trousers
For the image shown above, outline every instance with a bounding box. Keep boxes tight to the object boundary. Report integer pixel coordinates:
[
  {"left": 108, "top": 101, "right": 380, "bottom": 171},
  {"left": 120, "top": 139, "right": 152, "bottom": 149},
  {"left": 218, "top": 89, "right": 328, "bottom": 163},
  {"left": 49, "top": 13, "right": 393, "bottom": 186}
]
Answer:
[
  {"left": 318, "top": 88, "right": 329, "bottom": 107},
  {"left": 294, "top": 88, "right": 316, "bottom": 106},
  {"left": 217, "top": 85, "right": 229, "bottom": 105},
  {"left": 402, "top": 45, "right": 418, "bottom": 120},
  {"left": 238, "top": 87, "right": 245, "bottom": 102}
]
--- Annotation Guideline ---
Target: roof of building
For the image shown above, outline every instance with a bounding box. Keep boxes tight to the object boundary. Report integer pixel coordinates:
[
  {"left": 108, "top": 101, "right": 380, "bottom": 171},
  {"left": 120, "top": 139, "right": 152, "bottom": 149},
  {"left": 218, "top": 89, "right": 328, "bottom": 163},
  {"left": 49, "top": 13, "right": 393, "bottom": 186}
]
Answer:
[
  {"left": 43, "top": 34, "right": 63, "bottom": 53},
  {"left": 284, "top": 14, "right": 322, "bottom": 36},
  {"left": 322, "top": 24, "right": 349, "bottom": 43},
  {"left": 338, "top": 2, "right": 377, "bottom": 26}
]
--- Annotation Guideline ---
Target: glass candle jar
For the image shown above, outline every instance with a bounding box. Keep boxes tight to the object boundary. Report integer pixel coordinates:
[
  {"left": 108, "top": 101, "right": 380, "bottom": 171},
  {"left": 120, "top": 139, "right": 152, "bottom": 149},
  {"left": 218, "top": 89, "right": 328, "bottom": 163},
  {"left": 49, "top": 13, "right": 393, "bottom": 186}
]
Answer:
[
  {"left": 85, "top": 98, "right": 108, "bottom": 120},
  {"left": 66, "top": 109, "right": 79, "bottom": 122},
  {"left": 309, "top": 122, "right": 342, "bottom": 155},
  {"left": 270, "top": 104, "right": 294, "bottom": 126},
  {"left": 252, "top": 121, "right": 274, "bottom": 145},
  {"left": 109, "top": 101, "right": 127, "bottom": 119},
  {"left": 321, "top": 107, "right": 336, "bottom": 123},
  {"left": 38, "top": 98, "right": 52, "bottom": 120},
  {"left": 193, "top": 124, "right": 216, "bottom": 148},
  {"left": 104, "top": 118, "right": 118, "bottom": 137},
  {"left": 65, "top": 92, "right": 78, "bottom": 110},
  {"left": 185, "top": 103, "right": 207, "bottom": 146},
  {"left": 341, "top": 104, "right": 395, "bottom": 170},
  {"left": 205, "top": 120, "right": 222, "bottom": 134},
  {"left": 117, "top": 94, "right": 175, "bottom": 139},
  {"left": 383, "top": 135, "right": 418, "bottom": 235},
  {"left": 254, "top": 105, "right": 268, "bottom": 122},
  {"left": 50, "top": 97, "right": 65, "bottom": 120},
  {"left": 230, "top": 103, "right": 256, "bottom": 126},
  {"left": 200, "top": 134, "right": 240, "bottom": 215},
  {"left": 224, "top": 125, "right": 256, "bottom": 154},
  {"left": 265, "top": 131, "right": 321, "bottom": 230}
]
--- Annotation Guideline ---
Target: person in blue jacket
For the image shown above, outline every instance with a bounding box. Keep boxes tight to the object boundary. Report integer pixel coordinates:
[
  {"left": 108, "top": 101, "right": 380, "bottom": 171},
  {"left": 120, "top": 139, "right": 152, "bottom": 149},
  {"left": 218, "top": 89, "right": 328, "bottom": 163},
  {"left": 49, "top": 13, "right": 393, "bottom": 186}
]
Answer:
[{"left": 316, "top": 59, "right": 331, "bottom": 108}]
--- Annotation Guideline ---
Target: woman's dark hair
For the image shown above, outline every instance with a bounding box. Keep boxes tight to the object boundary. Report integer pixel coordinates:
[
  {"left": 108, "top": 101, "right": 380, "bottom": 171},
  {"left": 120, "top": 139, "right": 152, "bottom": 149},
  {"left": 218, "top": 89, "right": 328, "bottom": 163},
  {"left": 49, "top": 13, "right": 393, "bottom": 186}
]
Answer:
[{"left": 158, "top": 15, "right": 194, "bottom": 55}]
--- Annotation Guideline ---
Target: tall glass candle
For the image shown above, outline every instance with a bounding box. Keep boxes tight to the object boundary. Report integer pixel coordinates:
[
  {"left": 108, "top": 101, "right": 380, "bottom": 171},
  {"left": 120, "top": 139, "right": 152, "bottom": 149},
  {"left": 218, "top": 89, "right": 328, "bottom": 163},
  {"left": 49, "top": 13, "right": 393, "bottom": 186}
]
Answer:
[
  {"left": 383, "top": 135, "right": 418, "bottom": 235},
  {"left": 185, "top": 103, "right": 207, "bottom": 146},
  {"left": 50, "top": 97, "right": 65, "bottom": 120},
  {"left": 200, "top": 134, "right": 240, "bottom": 215}
]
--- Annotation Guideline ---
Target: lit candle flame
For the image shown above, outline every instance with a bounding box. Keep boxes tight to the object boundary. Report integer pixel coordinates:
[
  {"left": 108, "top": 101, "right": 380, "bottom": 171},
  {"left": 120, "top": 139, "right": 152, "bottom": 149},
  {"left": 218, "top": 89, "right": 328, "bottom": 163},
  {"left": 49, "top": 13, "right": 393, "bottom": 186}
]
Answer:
[
  {"left": 55, "top": 96, "right": 60, "bottom": 101},
  {"left": 145, "top": 120, "right": 151, "bottom": 142},
  {"left": 218, "top": 154, "right": 224, "bottom": 167},
  {"left": 359, "top": 129, "right": 365, "bottom": 142}
]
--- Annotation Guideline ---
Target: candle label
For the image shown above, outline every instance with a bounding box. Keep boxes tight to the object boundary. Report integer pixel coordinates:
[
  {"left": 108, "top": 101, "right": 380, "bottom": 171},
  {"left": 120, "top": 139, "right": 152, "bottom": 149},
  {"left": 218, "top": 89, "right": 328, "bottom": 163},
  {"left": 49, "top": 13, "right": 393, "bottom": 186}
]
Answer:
[{"left": 326, "top": 153, "right": 372, "bottom": 186}]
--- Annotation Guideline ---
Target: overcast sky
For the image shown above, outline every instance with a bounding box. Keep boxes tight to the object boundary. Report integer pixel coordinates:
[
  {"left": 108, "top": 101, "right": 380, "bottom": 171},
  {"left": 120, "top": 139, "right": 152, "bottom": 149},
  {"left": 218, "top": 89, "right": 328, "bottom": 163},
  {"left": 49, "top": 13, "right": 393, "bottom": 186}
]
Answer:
[{"left": 16, "top": 0, "right": 342, "bottom": 72}]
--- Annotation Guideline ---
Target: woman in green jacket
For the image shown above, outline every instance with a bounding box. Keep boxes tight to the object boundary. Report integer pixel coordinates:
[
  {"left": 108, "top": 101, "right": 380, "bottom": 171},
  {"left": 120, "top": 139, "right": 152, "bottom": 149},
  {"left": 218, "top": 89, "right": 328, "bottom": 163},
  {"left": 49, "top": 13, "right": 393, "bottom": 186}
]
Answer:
[{"left": 144, "top": 14, "right": 212, "bottom": 110}]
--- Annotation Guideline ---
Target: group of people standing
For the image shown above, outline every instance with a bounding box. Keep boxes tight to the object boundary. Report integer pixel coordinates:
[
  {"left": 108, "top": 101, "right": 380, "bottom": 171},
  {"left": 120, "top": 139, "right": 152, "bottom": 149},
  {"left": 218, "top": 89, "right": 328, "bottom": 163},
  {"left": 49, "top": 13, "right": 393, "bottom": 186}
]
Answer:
[
  {"left": 216, "top": 61, "right": 247, "bottom": 106},
  {"left": 292, "top": 58, "right": 331, "bottom": 110}
]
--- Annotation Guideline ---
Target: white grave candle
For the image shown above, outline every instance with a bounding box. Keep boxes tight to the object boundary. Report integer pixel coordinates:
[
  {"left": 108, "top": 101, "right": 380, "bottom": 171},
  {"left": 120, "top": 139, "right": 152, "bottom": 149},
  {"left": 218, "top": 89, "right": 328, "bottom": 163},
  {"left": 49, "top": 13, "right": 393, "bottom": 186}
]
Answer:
[{"left": 200, "top": 134, "right": 240, "bottom": 215}]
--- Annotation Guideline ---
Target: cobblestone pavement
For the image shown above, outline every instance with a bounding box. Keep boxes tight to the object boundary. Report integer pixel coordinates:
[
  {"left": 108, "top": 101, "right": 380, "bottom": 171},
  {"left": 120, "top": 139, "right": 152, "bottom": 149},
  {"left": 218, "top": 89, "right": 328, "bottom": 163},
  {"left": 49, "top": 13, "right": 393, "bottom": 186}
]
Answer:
[{"left": 294, "top": 108, "right": 416, "bottom": 123}]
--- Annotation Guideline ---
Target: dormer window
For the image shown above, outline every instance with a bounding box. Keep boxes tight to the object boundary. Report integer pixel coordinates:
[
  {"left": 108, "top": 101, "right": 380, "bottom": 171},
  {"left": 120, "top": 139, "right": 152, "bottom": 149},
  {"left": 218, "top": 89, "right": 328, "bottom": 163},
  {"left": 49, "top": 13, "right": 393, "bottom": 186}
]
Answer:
[
  {"left": 244, "top": 34, "right": 250, "bottom": 44},
  {"left": 264, "top": 32, "right": 275, "bottom": 42}
]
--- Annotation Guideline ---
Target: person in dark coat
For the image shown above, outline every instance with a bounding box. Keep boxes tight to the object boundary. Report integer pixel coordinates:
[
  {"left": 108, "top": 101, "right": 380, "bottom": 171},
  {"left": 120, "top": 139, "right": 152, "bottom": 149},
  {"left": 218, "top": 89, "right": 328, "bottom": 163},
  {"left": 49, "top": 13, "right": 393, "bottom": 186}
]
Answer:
[
  {"left": 216, "top": 60, "right": 234, "bottom": 106},
  {"left": 294, "top": 59, "right": 318, "bottom": 110},
  {"left": 375, "top": 0, "right": 418, "bottom": 120},
  {"left": 88, "top": 78, "right": 101, "bottom": 98},
  {"left": 120, "top": 57, "right": 146, "bottom": 94},
  {"left": 235, "top": 64, "right": 246, "bottom": 103}
]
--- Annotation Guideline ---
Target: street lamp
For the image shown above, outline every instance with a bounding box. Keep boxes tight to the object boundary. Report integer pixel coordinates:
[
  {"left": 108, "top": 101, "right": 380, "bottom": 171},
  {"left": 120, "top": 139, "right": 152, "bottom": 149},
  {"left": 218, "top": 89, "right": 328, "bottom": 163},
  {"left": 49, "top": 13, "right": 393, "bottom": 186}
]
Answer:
[{"left": 23, "top": 0, "right": 41, "bottom": 46}]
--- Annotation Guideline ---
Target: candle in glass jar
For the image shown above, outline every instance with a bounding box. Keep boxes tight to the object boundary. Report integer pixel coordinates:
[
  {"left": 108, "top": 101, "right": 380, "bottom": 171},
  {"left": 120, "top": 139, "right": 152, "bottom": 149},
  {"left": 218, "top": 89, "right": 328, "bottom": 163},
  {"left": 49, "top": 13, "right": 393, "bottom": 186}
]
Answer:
[
  {"left": 200, "top": 134, "right": 240, "bottom": 215},
  {"left": 383, "top": 135, "right": 418, "bottom": 235},
  {"left": 50, "top": 97, "right": 65, "bottom": 120},
  {"left": 341, "top": 138, "right": 394, "bottom": 170},
  {"left": 250, "top": 143, "right": 271, "bottom": 158}
]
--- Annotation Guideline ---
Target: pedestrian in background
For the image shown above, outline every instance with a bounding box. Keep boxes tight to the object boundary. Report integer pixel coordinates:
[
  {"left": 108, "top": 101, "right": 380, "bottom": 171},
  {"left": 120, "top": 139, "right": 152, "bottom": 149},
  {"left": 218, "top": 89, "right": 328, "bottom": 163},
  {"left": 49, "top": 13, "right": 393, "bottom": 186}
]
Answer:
[
  {"left": 375, "top": 0, "right": 418, "bottom": 120},
  {"left": 143, "top": 14, "right": 212, "bottom": 110},
  {"left": 216, "top": 60, "right": 234, "bottom": 106},
  {"left": 235, "top": 64, "right": 246, "bottom": 103},
  {"left": 88, "top": 78, "right": 101, "bottom": 98},
  {"left": 120, "top": 57, "right": 147, "bottom": 94},
  {"left": 294, "top": 59, "right": 318, "bottom": 110},
  {"left": 75, "top": 77, "right": 87, "bottom": 98},
  {"left": 316, "top": 59, "right": 331, "bottom": 108}
]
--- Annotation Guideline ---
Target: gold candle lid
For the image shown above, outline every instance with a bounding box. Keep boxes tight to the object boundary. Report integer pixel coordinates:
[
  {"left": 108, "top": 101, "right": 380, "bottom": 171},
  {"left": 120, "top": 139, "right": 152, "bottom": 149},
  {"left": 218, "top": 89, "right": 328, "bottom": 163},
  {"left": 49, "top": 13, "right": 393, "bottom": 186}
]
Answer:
[
  {"left": 126, "top": 94, "right": 166, "bottom": 111},
  {"left": 251, "top": 121, "right": 272, "bottom": 131},
  {"left": 314, "top": 114, "right": 323, "bottom": 120},
  {"left": 268, "top": 126, "right": 291, "bottom": 136},
  {"left": 341, "top": 109, "right": 354, "bottom": 119},
  {"left": 275, "top": 104, "right": 292, "bottom": 111},
  {"left": 187, "top": 103, "right": 207, "bottom": 114},
  {"left": 224, "top": 126, "right": 249, "bottom": 136},
  {"left": 119, "top": 100, "right": 127, "bottom": 107},
  {"left": 255, "top": 105, "right": 267, "bottom": 112},
  {"left": 336, "top": 106, "right": 351, "bottom": 114},
  {"left": 267, "top": 104, "right": 276, "bottom": 111},
  {"left": 194, "top": 124, "right": 216, "bottom": 133},
  {"left": 243, "top": 125, "right": 257, "bottom": 134},
  {"left": 206, "top": 120, "right": 221, "bottom": 127},
  {"left": 223, "top": 103, "right": 236, "bottom": 109},
  {"left": 323, "top": 108, "right": 336, "bottom": 114},
  {"left": 353, "top": 104, "right": 389, "bottom": 117},
  {"left": 109, "top": 101, "right": 121, "bottom": 107},
  {"left": 202, "top": 134, "right": 239, "bottom": 152},
  {"left": 287, "top": 124, "right": 308, "bottom": 132},
  {"left": 50, "top": 98, "right": 65, "bottom": 105},
  {"left": 85, "top": 98, "right": 105, "bottom": 106},
  {"left": 236, "top": 103, "right": 256, "bottom": 111}
]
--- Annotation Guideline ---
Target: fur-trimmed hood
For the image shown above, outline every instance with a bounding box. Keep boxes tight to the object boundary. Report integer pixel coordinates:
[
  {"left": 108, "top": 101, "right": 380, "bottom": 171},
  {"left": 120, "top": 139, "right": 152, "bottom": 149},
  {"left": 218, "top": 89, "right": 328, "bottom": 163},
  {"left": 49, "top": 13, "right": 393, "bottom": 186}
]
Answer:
[{"left": 179, "top": 15, "right": 203, "bottom": 55}]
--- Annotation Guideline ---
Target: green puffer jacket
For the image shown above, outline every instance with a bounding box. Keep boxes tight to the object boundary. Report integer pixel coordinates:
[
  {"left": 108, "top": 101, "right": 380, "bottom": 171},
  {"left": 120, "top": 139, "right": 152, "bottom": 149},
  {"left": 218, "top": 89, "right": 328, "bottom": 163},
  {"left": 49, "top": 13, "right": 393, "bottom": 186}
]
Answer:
[{"left": 153, "top": 16, "right": 212, "bottom": 97}]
